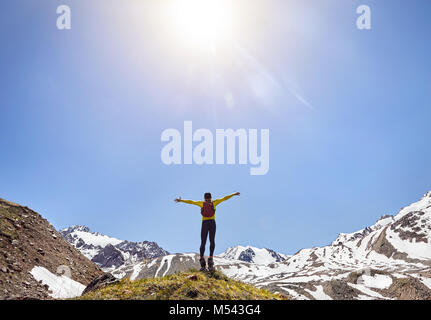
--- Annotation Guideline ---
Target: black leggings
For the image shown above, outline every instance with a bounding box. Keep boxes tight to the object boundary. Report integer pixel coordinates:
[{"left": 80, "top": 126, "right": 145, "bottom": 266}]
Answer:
[{"left": 200, "top": 220, "right": 216, "bottom": 257}]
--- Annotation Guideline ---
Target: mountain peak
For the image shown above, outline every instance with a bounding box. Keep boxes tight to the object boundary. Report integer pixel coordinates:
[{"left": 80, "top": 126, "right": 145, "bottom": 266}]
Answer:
[
  {"left": 61, "top": 225, "right": 90, "bottom": 233},
  {"left": 60, "top": 225, "right": 169, "bottom": 270},
  {"left": 218, "top": 245, "right": 288, "bottom": 264},
  {"left": 377, "top": 214, "right": 394, "bottom": 222}
]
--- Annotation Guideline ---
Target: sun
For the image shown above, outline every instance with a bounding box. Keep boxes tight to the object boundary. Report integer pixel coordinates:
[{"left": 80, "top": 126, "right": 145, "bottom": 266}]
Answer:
[{"left": 170, "top": 0, "right": 235, "bottom": 49}]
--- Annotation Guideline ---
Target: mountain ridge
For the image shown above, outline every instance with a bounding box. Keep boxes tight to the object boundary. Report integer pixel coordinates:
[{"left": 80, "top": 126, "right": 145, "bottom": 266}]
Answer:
[
  {"left": 60, "top": 225, "right": 169, "bottom": 271},
  {"left": 100, "top": 191, "right": 431, "bottom": 300}
]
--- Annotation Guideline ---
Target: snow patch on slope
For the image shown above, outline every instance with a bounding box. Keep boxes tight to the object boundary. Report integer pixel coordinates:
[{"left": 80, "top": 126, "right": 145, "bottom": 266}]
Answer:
[
  {"left": 304, "top": 285, "right": 332, "bottom": 300},
  {"left": 386, "top": 227, "right": 431, "bottom": 260},
  {"left": 359, "top": 274, "right": 392, "bottom": 289},
  {"left": 348, "top": 283, "right": 387, "bottom": 300},
  {"left": 30, "top": 266, "right": 85, "bottom": 299}
]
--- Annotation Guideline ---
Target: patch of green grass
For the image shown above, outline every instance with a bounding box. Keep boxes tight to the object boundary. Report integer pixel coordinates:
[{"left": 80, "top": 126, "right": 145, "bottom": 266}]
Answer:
[
  {"left": 77, "top": 270, "right": 286, "bottom": 300},
  {"left": 394, "top": 277, "right": 412, "bottom": 286},
  {"left": 0, "top": 207, "right": 20, "bottom": 239}
]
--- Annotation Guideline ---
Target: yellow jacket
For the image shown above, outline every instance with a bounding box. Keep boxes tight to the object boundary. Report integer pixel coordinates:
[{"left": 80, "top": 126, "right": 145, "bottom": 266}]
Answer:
[{"left": 179, "top": 193, "right": 237, "bottom": 221}]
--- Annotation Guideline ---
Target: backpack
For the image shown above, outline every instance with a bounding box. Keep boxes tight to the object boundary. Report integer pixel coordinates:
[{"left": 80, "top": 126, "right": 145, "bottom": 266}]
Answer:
[{"left": 201, "top": 201, "right": 215, "bottom": 218}]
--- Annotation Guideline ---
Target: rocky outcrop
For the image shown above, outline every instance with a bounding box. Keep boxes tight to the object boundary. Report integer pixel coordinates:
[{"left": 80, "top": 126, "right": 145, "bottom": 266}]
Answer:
[
  {"left": 238, "top": 248, "right": 256, "bottom": 263},
  {"left": 323, "top": 280, "right": 360, "bottom": 300},
  {"left": 390, "top": 211, "right": 428, "bottom": 243},
  {"left": 92, "top": 244, "right": 125, "bottom": 269},
  {"left": 82, "top": 273, "right": 119, "bottom": 295},
  {"left": 371, "top": 227, "right": 397, "bottom": 258},
  {"left": 385, "top": 277, "right": 431, "bottom": 300}
]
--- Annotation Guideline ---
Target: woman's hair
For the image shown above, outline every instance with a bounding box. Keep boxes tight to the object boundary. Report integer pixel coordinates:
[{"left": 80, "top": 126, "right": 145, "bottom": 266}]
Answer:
[{"left": 204, "top": 192, "right": 212, "bottom": 199}]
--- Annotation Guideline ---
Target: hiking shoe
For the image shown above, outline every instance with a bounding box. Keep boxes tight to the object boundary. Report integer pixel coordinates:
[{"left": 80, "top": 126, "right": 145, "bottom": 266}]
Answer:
[
  {"left": 199, "top": 257, "right": 206, "bottom": 271},
  {"left": 208, "top": 257, "right": 215, "bottom": 272}
]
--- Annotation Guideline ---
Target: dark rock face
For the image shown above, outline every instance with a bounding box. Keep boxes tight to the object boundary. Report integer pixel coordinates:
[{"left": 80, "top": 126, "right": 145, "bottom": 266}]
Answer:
[
  {"left": 266, "top": 248, "right": 287, "bottom": 262},
  {"left": 386, "top": 277, "right": 431, "bottom": 300},
  {"left": 371, "top": 227, "right": 397, "bottom": 258},
  {"left": 82, "top": 273, "right": 119, "bottom": 295},
  {"left": 238, "top": 248, "right": 256, "bottom": 263},
  {"left": 323, "top": 280, "right": 359, "bottom": 300},
  {"left": 348, "top": 227, "right": 373, "bottom": 242},
  {"left": 116, "top": 240, "right": 169, "bottom": 260},
  {"left": 391, "top": 211, "right": 428, "bottom": 243},
  {"left": 92, "top": 244, "right": 125, "bottom": 269},
  {"left": 89, "top": 240, "right": 170, "bottom": 269}
]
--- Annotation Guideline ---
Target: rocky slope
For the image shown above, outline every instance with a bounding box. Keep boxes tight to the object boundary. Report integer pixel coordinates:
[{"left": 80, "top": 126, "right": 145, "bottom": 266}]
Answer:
[
  {"left": 110, "top": 191, "right": 431, "bottom": 300},
  {"left": 60, "top": 225, "right": 169, "bottom": 271},
  {"left": 0, "top": 198, "right": 104, "bottom": 299}
]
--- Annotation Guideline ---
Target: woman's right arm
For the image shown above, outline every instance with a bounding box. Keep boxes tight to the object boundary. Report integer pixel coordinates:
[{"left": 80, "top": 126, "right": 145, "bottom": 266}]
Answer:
[{"left": 175, "top": 198, "right": 203, "bottom": 207}]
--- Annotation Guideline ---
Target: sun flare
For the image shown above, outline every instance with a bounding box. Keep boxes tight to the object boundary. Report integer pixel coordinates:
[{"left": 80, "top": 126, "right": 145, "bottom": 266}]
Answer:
[{"left": 170, "top": 0, "right": 235, "bottom": 49}]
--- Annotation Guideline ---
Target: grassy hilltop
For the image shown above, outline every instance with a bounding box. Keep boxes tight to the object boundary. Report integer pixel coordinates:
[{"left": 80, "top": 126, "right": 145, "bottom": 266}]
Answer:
[{"left": 77, "top": 269, "right": 287, "bottom": 300}]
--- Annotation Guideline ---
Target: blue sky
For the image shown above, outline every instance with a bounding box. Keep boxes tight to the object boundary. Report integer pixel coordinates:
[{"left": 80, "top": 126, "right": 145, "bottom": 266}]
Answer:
[{"left": 1, "top": 0, "right": 430, "bottom": 255}]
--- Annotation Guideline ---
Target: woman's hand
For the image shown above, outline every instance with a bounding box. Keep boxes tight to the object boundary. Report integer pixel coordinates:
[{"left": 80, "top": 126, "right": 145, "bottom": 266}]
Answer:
[{"left": 174, "top": 197, "right": 182, "bottom": 203}]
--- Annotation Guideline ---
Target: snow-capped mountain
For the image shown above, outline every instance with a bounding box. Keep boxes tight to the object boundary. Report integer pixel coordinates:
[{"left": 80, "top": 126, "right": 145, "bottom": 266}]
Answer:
[
  {"left": 218, "top": 246, "right": 289, "bottom": 264},
  {"left": 109, "top": 191, "right": 431, "bottom": 300},
  {"left": 60, "top": 226, "right": 169, "bottom": 270}
]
